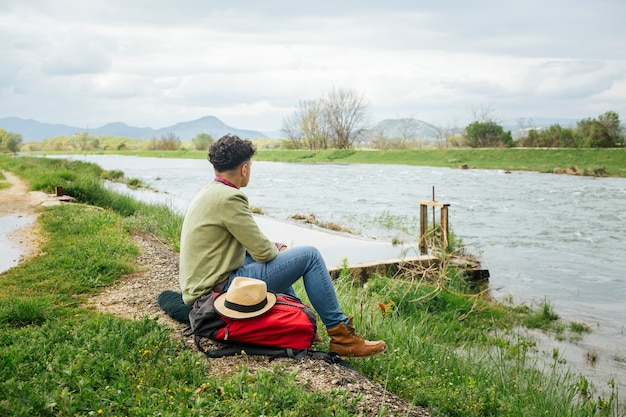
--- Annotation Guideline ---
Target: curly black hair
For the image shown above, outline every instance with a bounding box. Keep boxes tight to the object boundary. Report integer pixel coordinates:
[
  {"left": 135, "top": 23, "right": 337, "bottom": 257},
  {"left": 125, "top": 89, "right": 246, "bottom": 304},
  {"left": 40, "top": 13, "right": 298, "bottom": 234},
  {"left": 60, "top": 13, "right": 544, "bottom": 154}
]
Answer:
[{"left": 207, "top": 134, "right": 257, "bottom": 172}]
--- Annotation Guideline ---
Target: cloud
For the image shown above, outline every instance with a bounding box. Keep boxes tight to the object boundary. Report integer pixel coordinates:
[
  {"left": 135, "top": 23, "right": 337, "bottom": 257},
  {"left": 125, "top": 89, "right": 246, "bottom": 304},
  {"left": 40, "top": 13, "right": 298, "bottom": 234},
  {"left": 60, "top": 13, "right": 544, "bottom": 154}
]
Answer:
[{"left": 1, "top": 0, "right": 625, "bottom": 131}]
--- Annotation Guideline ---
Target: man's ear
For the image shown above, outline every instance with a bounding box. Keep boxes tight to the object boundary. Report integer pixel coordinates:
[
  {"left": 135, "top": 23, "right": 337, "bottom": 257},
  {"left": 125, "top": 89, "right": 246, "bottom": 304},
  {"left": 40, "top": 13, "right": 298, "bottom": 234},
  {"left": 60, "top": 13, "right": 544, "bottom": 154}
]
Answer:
[{"left": 240, "top": 162, "right": 248, "bottom": 177}]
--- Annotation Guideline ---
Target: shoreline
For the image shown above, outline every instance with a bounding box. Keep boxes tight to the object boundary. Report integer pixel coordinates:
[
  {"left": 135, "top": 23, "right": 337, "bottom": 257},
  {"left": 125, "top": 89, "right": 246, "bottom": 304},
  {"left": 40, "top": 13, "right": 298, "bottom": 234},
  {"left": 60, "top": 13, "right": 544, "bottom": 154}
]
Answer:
[{"left": 2, "top": 163, "right": 620, "bottom": 410}]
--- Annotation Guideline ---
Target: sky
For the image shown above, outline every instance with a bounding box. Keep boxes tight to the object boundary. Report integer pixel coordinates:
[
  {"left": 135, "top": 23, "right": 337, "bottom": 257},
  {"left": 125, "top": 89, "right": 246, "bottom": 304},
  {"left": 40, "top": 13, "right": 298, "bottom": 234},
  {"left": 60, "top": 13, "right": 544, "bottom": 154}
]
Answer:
[{"left": 1, "top": 0, "right": 625, "bottom": 132}]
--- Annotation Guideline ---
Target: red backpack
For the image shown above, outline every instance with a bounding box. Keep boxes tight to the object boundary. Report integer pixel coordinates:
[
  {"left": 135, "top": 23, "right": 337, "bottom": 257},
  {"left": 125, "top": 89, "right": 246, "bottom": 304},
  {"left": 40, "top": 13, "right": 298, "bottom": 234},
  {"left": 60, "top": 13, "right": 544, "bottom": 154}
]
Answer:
[{"left": 189, "top": 291, "right": 318, "bottom": 357}]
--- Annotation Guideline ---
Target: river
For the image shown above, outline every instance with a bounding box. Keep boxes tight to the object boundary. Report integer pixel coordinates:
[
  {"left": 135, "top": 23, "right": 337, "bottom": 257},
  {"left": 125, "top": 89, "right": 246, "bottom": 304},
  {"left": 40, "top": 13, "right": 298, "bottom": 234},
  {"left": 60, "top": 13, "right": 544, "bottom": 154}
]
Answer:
[{"left": 43, "top": 154, "right": 626, "bottom": 396}]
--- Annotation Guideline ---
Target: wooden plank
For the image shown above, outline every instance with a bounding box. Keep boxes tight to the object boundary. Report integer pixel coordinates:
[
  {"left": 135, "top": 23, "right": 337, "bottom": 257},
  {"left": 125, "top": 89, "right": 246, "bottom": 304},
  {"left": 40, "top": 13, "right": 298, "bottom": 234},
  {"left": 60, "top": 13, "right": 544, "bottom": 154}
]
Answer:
[
  {"left": 418, "top": 200, "right": 450, "bottom": 208},
  {"left": 328, "top": 255, "right": 440, "bottom": 282},
  {"left": 328, "top": 254, "right": 490, "bottom": 289}
]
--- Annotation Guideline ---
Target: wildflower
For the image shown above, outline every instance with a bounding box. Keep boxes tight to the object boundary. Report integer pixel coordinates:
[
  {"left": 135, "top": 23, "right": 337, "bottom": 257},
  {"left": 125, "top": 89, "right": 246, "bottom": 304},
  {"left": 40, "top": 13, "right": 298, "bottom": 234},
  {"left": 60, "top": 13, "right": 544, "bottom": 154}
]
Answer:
[
  {"left": 97, "top": 410, "right": 103, "bottom": 415},
  {"left": 377, "top": 301, "right": 395, "bottom": 318}
]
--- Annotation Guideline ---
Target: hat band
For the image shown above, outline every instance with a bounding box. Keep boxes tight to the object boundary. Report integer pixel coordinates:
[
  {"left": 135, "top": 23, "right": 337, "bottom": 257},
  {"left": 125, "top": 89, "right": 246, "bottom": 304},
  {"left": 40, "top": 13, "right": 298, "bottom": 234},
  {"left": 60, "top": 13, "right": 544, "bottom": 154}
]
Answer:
[{"left": 224, "top": 298, "right": 268, "bottom": 313}]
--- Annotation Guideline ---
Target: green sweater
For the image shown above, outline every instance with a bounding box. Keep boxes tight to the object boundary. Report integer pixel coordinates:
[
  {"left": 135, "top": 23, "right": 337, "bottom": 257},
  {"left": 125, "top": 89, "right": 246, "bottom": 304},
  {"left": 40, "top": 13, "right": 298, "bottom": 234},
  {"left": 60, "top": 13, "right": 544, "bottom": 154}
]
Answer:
[{"left": 179, "top": 181, "right": 278, "bottom": 304}]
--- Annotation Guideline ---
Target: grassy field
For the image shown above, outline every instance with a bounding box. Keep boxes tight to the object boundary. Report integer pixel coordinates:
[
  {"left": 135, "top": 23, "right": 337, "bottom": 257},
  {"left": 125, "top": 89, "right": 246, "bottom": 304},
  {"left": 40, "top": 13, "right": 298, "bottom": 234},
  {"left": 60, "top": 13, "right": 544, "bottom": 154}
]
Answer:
[
  {"left": 29, "top": 147, "right": 626, "bottom": 178},
  {"left": 1, "top": 155, "right": 624, "bottom": 416}
]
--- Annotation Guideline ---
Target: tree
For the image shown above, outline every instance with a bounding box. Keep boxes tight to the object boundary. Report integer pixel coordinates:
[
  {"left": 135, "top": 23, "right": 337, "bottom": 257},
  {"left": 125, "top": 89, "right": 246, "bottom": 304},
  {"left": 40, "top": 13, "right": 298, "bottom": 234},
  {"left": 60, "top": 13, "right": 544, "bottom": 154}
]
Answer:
[
  {"left": 576, "top": 111, "right": 622, "bottom": 148},
  {"left": 518, "top": 128, "right": 542, "bottom": 147},
  {"left": 321, "top": 88, "right": 369, "bottom": 149},
  {"left": 367, "top": 126, "right": 391, "bottom": 149},
  {"left": 518, "top": 124, "right": 576, "bottom": 148},
  {"left": 394, "top": 117, "right": 425, "bottom": 148},
  {"left": 0, "top": 128, "right": 23, "bottom": 153},
  {"left": 149, "top": 132, "right": 181, "bottom": 150},
  {"left": 432, "top": 121, "right": 462, "bottom": 149},
  {"left": 74, "top": 132, "right": 100, "bottom": 151},
  {"left": 301, "top": 100, "right": 330, "bottom": 150},
  {"left": 192, "top": 133, "right": 214, "bottom": 151},
  {"left": 282, "top": 88, "right": 369, "bottom": 150},
  {"left": 280, "top": 100, "right": 329, "bottom": 150},
  {"left": 464, "top": 121, "right": 513, "bottom": 148}
]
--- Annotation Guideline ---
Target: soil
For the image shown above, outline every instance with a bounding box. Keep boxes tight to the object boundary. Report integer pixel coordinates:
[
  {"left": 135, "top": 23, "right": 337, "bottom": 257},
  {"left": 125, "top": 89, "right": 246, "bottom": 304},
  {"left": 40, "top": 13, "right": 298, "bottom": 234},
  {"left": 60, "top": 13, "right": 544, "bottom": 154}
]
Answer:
[{"left": 0, "top": 170, "right": 430, "bottom": 417}]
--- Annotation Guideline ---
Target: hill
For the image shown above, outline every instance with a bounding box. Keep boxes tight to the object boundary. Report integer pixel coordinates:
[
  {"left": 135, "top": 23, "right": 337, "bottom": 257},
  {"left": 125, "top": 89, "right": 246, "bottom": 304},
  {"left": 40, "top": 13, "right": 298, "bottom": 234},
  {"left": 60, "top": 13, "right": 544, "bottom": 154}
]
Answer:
[
  {"left": 0, "top": 116, "right": 269, "bottom": 141},
  {"left": 370, "top": 118, "right": 441, "bottom": 142}
]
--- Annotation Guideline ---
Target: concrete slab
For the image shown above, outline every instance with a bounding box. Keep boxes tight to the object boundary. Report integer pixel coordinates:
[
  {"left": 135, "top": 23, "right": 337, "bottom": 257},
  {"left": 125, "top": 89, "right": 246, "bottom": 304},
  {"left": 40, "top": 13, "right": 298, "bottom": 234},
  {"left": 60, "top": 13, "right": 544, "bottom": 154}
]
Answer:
[{"left": 255, "top": 215, "right": 421, "bottom": 269}]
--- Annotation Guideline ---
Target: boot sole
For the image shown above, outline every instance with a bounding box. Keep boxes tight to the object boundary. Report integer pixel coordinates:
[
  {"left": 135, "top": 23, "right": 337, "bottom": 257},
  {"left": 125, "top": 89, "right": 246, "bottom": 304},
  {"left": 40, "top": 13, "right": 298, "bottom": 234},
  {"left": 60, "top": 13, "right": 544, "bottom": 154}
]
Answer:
[{"left": 332, "top": 345, "right": 387, "bottom": 359}]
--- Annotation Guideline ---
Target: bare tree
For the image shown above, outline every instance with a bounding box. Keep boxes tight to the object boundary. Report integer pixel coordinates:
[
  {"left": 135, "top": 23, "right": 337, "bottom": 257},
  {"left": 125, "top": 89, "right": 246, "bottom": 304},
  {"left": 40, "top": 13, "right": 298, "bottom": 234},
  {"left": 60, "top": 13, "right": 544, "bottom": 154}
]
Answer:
[
  {"left": 516, "top": 117, "right": 537, "bottom": 141},
  {"left": 471, "top": 103, "right": 504, "bottom": 124},
  {"left": 434, "top": 120, "right": 463, "bottom": 149},
  {"left": 322, "top": 88, "right": 369, "bottom": 149},
  {"left": 149, "top": 132, "right": 181, "bottom": 150},
  {"left": 396, "top": 117, "right": 429, "bottom": 148},
  {"left": 281, "top": 88, "right": 368, "bottom": 149},
  {"left": 280, "top": 111, "right": 304, "bottom": 149},
  {"left": 432, "top": 126, "right": 447, "bottom": 149},
  {"left": 368, "top": 126, "right": 390, "bottom": 149},
  {"left": 299, "top": 100, "right": 329, "bottom": 149},
  {"left": 281, "top": 100, "right": 329, "bottom": 149}
]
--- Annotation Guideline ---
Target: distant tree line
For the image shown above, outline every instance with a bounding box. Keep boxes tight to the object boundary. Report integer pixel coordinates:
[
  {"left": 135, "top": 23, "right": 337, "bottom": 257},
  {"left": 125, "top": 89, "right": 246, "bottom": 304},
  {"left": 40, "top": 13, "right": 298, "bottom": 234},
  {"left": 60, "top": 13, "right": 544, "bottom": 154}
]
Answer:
[
  {"left": 0, "top": 128, "right": 22, "bottom": 153},
  {"left": 3, "top": 100, "right": 623, "bottom": 153},
  {"left": 282, "top": 89, "right": 623, "bottom": 149},
  {"left": 516, "top": 111, "right": 623, "bottom": 148},
  {"left": 461, "top": 109, "right": 623, "bottom": 149},
  {"left": 12, "top": 132, "right": 216, "bottom": 153},
  {"left": 148, "top": 133, "right": 181, "bottom": 151}
]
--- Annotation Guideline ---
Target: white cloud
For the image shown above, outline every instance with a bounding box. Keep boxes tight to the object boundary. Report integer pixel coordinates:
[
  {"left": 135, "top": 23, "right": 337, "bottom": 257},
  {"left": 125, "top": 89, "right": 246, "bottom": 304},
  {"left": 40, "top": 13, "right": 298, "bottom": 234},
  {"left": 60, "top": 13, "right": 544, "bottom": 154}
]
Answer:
[{"left": 1, "top": 0, "right": 625, "bottom": 131}]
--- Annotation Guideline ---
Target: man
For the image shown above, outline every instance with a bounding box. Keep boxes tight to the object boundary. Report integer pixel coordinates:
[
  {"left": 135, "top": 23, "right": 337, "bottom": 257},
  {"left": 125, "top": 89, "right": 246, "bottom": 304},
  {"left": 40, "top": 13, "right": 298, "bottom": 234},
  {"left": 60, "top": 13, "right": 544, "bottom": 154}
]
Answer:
[{"left": 180, "top": 134, "right": 386, "bottom": 357}]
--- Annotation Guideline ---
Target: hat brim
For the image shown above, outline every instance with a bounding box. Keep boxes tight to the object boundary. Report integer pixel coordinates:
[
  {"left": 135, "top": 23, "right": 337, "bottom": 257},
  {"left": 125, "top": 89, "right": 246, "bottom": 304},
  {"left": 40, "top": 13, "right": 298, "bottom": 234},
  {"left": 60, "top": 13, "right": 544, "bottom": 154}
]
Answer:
[{"left": 213, "top": 291, "right": 277, "bottom": 319}]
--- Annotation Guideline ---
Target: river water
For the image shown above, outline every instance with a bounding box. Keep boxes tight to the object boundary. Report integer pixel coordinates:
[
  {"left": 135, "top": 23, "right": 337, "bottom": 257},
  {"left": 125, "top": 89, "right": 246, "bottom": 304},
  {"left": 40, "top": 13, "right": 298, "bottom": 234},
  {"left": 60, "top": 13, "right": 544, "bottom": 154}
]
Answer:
[{"left": 43, "top": 154, "right": 626, "bottom": 396}]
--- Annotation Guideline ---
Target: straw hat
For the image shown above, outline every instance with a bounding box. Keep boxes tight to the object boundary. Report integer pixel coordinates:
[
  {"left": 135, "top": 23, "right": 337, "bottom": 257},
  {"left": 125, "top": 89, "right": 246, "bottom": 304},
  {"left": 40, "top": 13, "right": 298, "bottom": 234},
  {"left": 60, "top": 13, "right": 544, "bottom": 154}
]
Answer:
[{"left": 214, "top": 277, "right": 276, "bottom": 319}]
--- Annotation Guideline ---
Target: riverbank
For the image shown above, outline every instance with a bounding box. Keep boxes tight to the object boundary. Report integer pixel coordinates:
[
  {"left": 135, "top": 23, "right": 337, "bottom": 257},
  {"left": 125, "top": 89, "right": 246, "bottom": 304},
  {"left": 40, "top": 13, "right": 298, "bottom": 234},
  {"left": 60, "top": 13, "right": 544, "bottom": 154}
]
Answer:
[
  {"left": 2, "top": 156, "right": 624, "bottom": 415},
  {"left": 0, "top": 169, "right": 430, "bottom": 417},
  {"left": 23, "top": 147, "right": 626, "bottom": 178}
]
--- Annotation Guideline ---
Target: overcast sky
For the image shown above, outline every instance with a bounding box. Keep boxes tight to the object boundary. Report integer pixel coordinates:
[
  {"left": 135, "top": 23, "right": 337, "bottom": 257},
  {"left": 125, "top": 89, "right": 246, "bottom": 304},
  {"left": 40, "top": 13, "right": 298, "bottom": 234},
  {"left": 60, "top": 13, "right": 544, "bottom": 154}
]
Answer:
[{"left": 1, "top": 0, "right": 625, "bottom": 132}]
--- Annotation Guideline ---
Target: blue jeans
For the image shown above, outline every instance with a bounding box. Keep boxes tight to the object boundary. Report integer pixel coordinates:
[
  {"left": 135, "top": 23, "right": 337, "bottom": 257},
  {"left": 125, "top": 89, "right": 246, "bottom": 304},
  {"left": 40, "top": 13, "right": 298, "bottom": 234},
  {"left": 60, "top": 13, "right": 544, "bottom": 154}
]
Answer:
[{"left": 224, "top": 246, "right": 348, "bottom": 328}]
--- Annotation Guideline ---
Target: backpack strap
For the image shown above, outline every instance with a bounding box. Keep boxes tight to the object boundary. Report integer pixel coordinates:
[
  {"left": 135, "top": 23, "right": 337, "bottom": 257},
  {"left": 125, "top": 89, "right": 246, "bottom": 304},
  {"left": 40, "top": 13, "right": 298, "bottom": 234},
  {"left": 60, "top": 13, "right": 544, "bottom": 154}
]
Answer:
[
  {"left": 199, "top": 344, "right": 308, "bottom": 361},
  {"left": 308, "top": 350, "right": 344, "bottom": 365},
  {"left": 196, "top": 339, "right": 351, "bottom": 368}
]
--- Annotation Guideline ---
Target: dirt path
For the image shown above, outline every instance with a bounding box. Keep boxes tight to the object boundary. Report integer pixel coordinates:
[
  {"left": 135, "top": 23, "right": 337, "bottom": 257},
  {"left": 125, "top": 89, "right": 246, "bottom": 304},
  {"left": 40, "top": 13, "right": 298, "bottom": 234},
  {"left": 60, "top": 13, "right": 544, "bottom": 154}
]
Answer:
[
  {"left": 0, "top": 171, "right": 56, "bottom": 264},
  {"left": 0, "top": 171, "right": 430, "bottom": 417}
]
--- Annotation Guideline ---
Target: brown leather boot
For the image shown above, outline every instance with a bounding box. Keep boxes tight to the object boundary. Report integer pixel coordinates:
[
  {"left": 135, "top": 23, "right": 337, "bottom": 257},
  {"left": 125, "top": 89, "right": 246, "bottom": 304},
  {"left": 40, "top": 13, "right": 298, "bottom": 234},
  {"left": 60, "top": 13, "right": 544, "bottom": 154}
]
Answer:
[{"left": 326, "top": 317, "right": 387, "bottom": 358}]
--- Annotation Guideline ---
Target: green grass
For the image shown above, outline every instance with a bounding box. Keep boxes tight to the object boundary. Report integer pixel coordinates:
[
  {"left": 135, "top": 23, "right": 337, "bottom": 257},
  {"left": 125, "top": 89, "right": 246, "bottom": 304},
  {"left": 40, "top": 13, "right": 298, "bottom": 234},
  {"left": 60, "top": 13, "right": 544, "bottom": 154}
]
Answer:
[
  {"left": 324, "top": 272, "right": 621, "bottom": 416},
  {"left": 0, "top": 155, "right": 183, "bottom": 250},
  {"left": 1, "top": 155, "right": 624, "bottom": 416},
  {"left": 27, "top": 147, "right": 626, "bottom": 177},
  {"left": 253, "top": 148, "right": 626, "bottom": 177}
]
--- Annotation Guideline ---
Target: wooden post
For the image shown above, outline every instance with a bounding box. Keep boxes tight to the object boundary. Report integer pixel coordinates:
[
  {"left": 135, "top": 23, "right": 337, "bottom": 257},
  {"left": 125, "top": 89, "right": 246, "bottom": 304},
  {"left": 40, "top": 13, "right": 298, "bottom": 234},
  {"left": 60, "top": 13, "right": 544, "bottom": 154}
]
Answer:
[
  {"left": 440, "top": 204, "right": 449, "bottom": 250},
  {"left": 55, "top": 186, "right": 64, "bottom": 197},
  {"left": 418, "top": 200, "right": 450, "bottom": 254},
  {"left": 419, "top": 203, "right": 428, "bottom": 254}
]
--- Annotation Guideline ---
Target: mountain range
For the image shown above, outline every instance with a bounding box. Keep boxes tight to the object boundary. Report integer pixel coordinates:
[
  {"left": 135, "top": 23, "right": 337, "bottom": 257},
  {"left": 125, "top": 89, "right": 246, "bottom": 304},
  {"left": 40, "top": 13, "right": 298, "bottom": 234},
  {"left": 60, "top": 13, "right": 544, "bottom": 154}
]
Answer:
[
  {"left": 0, "top": 116, "right": 269, "bottom": 142},
  {"left": 1, "top": 115, "right": 584, "bottom": 143}
]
